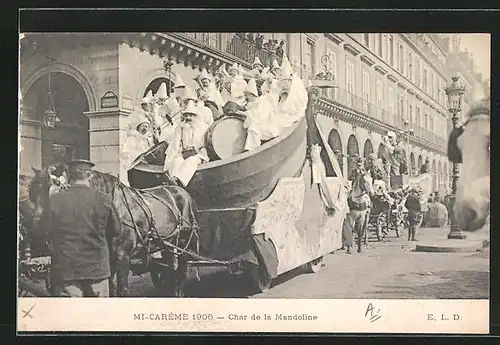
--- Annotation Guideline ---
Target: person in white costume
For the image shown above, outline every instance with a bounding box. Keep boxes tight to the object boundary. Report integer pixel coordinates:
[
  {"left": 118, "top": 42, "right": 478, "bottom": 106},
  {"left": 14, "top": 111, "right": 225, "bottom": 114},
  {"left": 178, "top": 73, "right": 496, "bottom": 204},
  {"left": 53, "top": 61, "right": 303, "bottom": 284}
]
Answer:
[
  {"left": 197, "top": 68, "right": 224, "bottom": 120},
  {"left": 214, "top": 64, "right": 232, "bottom": 105},
  {"left": 183, "top": 86, "right": 214, "bottom": 127},
  {"left": 163, "top": 101, "right": 210, "bottom": 187},
  {"left": 164, "top": 74, "right": 186, "bottom": 120},
  {"left": 227, "top": 62, "right": 248, "bottom": 108},
  {"left": 249, "top": 56, "right": 265, "bottom": 79},
  {"left": 120, "top": 114, "right": 154, "bottom": 186},
  {"left": 138, "top": 92, "right": 161, "bottom": 145},
  {"left": 274, "top": 55, "right": 308, "bottom": 131},
  {"left": 260, "top": 67, "right": 275, "bottom": 95},
  {"left": 242, "top": 78, "right": 281, "bottom": 151},
  {"left": 153, "top": 82, "right": 175, "bottom": 141},
  {"left": 269, "top": 59, "right": 281, "bottom": 78}
]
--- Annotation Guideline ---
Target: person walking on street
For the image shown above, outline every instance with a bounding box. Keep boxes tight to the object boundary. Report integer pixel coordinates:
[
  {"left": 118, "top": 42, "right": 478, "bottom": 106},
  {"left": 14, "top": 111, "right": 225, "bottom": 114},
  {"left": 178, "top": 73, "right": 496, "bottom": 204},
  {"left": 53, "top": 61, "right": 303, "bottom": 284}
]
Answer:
[
  {"left": 405, "top": 187, "right": 423, "bottom": 241},
  {"left": 38, "top": 159, "right": 122, "bottom": 297}
]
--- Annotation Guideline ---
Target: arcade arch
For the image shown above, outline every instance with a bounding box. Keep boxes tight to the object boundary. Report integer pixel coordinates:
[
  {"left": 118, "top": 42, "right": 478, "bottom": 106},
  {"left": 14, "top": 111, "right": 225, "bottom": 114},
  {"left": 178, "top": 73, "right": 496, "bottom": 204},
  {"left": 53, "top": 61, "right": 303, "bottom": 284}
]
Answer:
[
  {"left": 347, "top": 134, "right": 359, "bottom": 179},
  {"left": 22, "top": 71, "right": 90, "bottom": 167},
  {"left": 363, "top": 139, "right": 374, "bottom": 158},
  {"left": 327, "top": 129, "right": 343, "bottom": 173}
]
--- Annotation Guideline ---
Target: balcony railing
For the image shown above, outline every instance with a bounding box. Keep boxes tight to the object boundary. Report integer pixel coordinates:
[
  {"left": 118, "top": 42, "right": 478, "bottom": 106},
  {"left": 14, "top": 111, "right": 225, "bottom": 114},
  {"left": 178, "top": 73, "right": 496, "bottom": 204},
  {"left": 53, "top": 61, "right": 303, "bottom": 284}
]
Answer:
[
  {"left": 322, "top": 86, "right": 447, "bottom": 149},
  {"left": 177, "top": 32, "right": 282, "bottom": 67}
]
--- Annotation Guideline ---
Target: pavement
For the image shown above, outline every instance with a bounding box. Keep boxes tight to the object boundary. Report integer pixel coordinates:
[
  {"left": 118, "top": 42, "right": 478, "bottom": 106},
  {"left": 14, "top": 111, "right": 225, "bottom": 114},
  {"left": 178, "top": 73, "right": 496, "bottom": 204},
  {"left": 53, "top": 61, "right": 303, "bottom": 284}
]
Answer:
[
  {"left": 124, "top": 224, "right": 490, "bottom": 299},
  {"left": 413, "top": 223, "right": 490, "bottom": 253}
]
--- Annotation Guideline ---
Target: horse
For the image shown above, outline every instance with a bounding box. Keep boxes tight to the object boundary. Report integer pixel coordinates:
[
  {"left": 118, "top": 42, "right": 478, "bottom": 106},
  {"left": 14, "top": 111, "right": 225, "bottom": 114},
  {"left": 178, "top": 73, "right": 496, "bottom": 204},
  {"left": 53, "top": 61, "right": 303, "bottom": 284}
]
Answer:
[
  {"left": 447, "top": 98, "right": 490, "bottom": 232},
  {"left": 345, "top": 169, "right": 374, "bottom": 252},
  {"left": 28, "top": 165, "right": 200, "bottom": 297}
]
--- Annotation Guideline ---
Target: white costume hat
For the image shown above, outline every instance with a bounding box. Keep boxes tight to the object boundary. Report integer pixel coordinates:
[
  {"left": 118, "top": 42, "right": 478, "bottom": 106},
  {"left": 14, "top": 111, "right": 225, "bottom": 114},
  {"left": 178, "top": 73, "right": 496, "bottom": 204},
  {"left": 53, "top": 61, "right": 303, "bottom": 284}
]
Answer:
[
  {"left": 199, "top": 68, "right": 212, "bottom": 82},
  {"left": 183, "top": 86, "right": 198, "bottom": 102},
  {"left": 278, "top": 55, "right": 293, "bottom": 81},
  {"left": 141, "top": 93, "right": 151, "bottom": 104},
  {"left": 215, "top": 63, "right": 229, "bottom": 77},
  {"left": 174, "top": 74, "right": 186, "bottom": 88},
  {"left": 244, "top": 78, "right": 259, "bottom": 97},
  {"left": 183, "top": 100, "right": 198, "bottom": 116},
  {"left": 387, "top": 130, "right": 396, "bottom": 138},
  {"left": 271, "top": 59, "right": 281, "bottom": 71},
  {"left": 252, "top": 56, "right": 264, "bottom": 68},
  {"left": 228, "top": 62, "right": 240, "bottom": 74},
  {"left": 136, "top": 113, "right": 150, "bottom": 129},
  {"left": 155, "top": 82, "right": 168, "bottom": 99},
  {"left": 278, "top": 65, "right": 293, "bottom": 81}
]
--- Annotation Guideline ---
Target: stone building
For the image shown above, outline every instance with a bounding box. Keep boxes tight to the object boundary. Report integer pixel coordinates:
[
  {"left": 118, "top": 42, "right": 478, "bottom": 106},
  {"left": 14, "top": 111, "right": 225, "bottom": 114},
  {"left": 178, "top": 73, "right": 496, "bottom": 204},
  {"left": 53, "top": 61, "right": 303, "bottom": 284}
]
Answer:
[{"left": 19, "top": 32, "right": 485, "bottom": 194}]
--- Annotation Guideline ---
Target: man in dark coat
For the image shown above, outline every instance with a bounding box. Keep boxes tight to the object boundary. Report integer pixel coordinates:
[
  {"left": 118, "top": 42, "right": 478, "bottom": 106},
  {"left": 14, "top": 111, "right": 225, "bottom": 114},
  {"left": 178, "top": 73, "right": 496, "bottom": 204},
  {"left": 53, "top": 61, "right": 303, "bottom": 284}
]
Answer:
[
  {"left": 405, "top": 187, "right": 423, "bottom": 241},
  {"left": 38, "top": 159, "right": 122, "bottom": 297}
]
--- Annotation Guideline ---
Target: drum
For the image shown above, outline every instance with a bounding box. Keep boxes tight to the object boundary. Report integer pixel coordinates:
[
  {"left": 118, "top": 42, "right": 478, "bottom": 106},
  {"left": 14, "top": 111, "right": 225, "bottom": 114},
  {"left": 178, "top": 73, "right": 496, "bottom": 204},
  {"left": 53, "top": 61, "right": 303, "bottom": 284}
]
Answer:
[{"left": 205, "top": 115, "right": 247, "bottom": 161}]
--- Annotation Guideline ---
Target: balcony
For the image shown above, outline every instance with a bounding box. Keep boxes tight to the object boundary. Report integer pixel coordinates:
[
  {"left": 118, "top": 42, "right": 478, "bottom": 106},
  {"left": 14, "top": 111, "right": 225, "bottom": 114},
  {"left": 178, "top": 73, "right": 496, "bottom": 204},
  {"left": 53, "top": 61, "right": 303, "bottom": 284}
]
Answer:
[
  {"left": 176, "top": 32, "right": 282, "bottom": 68},
  {"left": 320, "top": 85, "right": 447, "bottom": 150}
]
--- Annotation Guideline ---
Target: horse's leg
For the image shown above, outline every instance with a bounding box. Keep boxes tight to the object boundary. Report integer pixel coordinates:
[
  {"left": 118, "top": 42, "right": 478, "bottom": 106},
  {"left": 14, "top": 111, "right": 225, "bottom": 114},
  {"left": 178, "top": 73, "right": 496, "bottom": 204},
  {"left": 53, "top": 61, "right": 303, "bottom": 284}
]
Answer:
[
  {"left": 113, "top": 230, "right": 135, "bottom": 297},
  {"left": 115, "top": 254, "right": 131, "bottom": 297},
  {"left": 363, "top": 207, "right": 370, "bottom": 245},
  {"left": 175, "top": 255, "right": 188, "bottom": 298}
]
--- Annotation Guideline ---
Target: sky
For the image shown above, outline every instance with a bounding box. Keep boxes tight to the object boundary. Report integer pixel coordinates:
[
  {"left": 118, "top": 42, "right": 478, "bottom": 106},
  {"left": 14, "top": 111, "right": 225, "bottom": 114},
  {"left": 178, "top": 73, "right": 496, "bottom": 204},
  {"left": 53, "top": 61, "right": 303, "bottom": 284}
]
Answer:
[{"left": 457, "top": 33, "right": 491, "bottom": 80}]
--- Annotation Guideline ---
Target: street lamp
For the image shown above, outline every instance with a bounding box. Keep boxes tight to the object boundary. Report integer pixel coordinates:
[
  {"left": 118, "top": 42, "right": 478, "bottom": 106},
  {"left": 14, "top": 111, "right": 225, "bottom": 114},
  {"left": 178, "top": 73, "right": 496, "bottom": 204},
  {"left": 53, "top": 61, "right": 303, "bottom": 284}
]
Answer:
[
  {"left": 445, "top": 75, "right": 467, "bottom": 240},
  {"left": 401, "top": 121, "right": 414, "bottom": 177},
  {"left": 43, "top": 67, "right": 57, "bottom": 129}
]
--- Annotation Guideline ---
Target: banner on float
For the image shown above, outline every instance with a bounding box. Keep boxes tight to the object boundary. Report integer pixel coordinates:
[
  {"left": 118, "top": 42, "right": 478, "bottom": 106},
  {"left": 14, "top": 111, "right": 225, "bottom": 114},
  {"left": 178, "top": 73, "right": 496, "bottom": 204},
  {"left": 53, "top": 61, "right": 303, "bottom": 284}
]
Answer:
[{"left": 17, "top": 298, "right": 489, "bottom": 334}]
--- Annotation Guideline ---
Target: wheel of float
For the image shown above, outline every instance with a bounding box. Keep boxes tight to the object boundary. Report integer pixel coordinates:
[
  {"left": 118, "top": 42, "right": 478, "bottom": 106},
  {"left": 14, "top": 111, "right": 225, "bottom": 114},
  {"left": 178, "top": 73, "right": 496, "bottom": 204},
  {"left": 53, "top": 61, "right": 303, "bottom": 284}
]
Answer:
[
  {"left": 306, "top": 256, "right": 324, "bottom": 273},
  {"left": 18, "top": 276, "right": 51, "bottom": 297},
  {"left": 245, "top": 262, "right": 272, "bottom": 293}
]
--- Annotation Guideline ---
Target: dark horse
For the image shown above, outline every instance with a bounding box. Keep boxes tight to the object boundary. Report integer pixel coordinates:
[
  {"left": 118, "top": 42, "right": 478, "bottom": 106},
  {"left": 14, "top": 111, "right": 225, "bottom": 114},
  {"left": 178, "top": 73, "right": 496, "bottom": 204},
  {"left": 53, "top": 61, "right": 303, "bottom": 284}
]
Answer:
[{"left": 28, "top": 165, "right": 199, "bottom": 297}]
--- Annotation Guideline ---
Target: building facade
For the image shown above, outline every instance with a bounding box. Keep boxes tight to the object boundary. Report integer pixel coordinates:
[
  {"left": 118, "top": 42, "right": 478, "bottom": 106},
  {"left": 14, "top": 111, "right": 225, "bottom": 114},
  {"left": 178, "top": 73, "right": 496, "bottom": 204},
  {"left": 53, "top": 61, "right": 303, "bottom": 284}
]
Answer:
[{"left": 19, "top": 32, "right": 484, "bottom": 194}]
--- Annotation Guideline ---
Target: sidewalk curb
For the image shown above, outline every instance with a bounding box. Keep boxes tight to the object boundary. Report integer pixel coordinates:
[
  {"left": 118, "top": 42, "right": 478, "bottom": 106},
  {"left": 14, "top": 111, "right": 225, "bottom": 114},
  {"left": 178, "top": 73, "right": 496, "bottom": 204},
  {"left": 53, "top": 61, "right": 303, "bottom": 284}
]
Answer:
[{"left": 414, "top": 238, "right": 489, "bottom": 253}]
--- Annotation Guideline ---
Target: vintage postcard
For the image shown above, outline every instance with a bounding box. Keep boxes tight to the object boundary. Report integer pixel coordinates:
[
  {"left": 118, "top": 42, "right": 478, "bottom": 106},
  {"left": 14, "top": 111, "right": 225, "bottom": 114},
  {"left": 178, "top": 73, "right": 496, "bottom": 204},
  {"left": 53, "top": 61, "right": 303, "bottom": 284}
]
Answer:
[{"left": 18, "top": 27, "right": 490, "bottom": 333}]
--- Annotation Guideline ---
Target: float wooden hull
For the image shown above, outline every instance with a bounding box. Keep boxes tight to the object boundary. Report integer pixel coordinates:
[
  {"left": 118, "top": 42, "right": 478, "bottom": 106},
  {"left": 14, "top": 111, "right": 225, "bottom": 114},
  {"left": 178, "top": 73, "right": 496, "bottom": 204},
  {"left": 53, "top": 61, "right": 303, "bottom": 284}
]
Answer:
[
  {"left": 188, "top": 117, "right": 307, "bottom": 209},
  {"left": 129, "top": 117, "right": 307, "bottom": 210}
]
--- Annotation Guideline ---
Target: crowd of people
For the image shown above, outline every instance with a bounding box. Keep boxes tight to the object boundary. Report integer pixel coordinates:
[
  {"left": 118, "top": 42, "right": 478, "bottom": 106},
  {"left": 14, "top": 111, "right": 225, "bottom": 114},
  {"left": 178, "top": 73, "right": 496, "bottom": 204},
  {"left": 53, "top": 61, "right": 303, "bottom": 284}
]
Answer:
[
  {"left": 120, "top": 54, "right": 308, "bottom": 188},
  {"left": 235, "top": 33, "right": 286, "bottom": 59},
  {"left": 340, "top": 131, "right": 432, "bottom": 254}
]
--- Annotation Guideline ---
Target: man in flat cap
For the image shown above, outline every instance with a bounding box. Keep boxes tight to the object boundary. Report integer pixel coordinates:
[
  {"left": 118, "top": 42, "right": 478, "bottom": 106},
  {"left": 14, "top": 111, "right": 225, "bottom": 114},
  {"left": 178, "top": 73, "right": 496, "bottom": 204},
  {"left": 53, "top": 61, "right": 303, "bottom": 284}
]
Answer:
[{"left": 38, "top": 159, "right": 121, "bottom": 297}]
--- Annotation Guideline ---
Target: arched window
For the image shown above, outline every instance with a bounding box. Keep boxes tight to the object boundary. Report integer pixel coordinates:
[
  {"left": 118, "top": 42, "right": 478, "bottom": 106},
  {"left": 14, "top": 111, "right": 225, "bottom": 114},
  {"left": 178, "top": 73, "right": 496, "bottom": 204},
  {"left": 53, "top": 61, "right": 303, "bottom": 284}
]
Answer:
[
  {"left": 144, "top": 77, "right": 175, "bottom": 98},
  {"left": 347, "top": 134, "right": 359, "bottom": 180}
]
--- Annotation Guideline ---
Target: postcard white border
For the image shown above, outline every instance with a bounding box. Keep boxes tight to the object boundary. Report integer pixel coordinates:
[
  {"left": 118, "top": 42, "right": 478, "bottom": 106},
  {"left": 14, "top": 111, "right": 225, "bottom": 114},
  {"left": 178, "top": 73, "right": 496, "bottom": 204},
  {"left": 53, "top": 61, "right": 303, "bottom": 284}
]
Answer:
[{"left": 17, "top": 298, "right": 489, "bottom": 333}]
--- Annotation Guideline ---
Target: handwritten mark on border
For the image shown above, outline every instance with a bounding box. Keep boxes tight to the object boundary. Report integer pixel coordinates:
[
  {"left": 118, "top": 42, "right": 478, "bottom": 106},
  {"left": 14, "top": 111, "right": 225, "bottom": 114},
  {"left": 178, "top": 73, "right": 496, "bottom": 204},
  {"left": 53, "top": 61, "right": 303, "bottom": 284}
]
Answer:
[
  {"left": 21, "top": 305, "right": 35, "bottom": 319},
  {"left": 365, "top": 303, "right": 382, "bottom": 323}
]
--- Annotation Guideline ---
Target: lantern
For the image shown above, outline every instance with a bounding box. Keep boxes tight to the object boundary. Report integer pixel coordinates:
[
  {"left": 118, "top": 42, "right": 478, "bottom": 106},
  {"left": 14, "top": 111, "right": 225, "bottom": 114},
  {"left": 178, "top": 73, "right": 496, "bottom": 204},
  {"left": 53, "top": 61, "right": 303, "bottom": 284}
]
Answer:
[{"left": 445, "top": 76, "right": 466, "bottom": 114}]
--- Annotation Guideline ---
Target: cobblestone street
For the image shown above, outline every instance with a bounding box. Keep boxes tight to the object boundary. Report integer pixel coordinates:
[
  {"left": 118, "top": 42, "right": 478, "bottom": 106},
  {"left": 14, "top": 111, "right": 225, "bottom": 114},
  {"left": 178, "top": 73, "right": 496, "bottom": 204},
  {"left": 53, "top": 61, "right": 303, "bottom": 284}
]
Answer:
[{"left": 128, "top": 226, "right": 490, "bottom": 299}]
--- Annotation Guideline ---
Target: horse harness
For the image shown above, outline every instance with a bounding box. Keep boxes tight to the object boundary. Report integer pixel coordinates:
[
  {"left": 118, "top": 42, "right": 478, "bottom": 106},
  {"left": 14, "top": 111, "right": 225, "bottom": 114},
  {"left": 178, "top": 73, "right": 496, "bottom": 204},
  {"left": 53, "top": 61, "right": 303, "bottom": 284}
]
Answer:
[{"left": 115, "top": 182, "right": 200, "bottom": 261}]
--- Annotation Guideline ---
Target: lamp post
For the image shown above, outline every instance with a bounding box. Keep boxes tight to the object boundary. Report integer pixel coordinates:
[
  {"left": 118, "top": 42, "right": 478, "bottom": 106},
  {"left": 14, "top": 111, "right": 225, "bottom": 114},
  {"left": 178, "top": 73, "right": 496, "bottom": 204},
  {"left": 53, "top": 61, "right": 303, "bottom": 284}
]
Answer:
[
  {"left": 445, "top": 75, "right": 467, "bottom": 240},
  {"left": 401, "top": 121, "right": 414, "bottom": 177},
  {"left": 43, "top": 69, "right": 57, "bottom": 129},
  {"left": 164, "top": 60, "right": 174, "bottom": 97}
]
